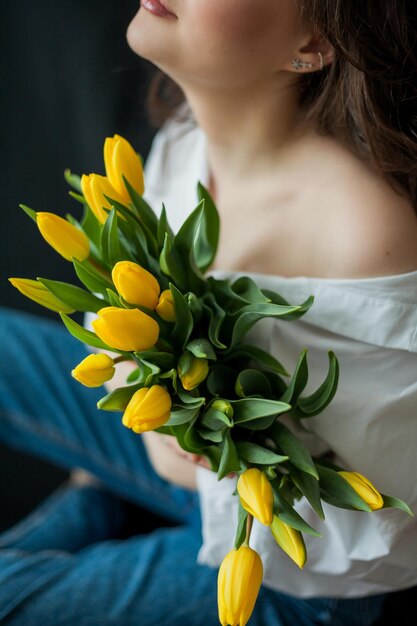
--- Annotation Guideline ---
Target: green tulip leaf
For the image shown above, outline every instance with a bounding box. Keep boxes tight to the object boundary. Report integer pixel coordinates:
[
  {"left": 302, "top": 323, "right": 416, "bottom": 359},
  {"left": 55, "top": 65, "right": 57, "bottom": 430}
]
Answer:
[
  {"left": 273, "top": 495, "right": 322, "bottom": 537},
  {"left": 234, "top": 501, "right": 249, "bottom": 549},
  {"left": 157, "top": 204, "right": 175, "bottom": 249},
  {"left": 203, "top": 445, "right": 223, "bottom": 473},
  {"left": 230, "top": 276, "right": 271, "bottom": 304},
  {"left": 170, "top": 283, "right": 194, "bottom": 349},
  {"left": 68, "top": 191, "right": 86, "bottom": 205},
  {"left": 235, "top": 442, "right": 288, "bottom": 465},
  {"left": 19, "top": 204, "right": 37, "bottom": 223},
  {"left": 64, "top": 168, "right": 82, "bottom": 192},
  {"left": 159, "top": 367, "right": 178, "bottom": 393},
  {"left": 115, "top": 206, "right": 155, "bottom": 272},
  {"left": 97, "top": 383, "right": 143, "bottom": 412},
  {"left": 126, "top": 368, "right": 141, "bottom": 383},
  {"left": 166, "top": 406, "right": 200, "bottom": 426},
  {"left": 123, "top": 176, "right": 159, "bottom": 239},
  {"left": 218, "top": 431, "right": 241, "bottom": 480},
  {"left": 184, "top": 416, "right": 207, "bottom": 450},
  {"left": 381, "top": 495, "right": 413, "bottom": 516},
  {"left": 201, "top": 407, "right": 233, "bottom": 430},
  {"left": 289, "top": 465, "right": 325, "bottom": 520},
  {"left": 72, "top": 259, "right": 112, "bottom": 295},
  {"left": 199, "top": 427, "right": 225, "bottom": 443},
  {"left": 269, "top": 422, "right": 318, "bottom": 479},
  {"left": 235, "top": 369, "right": 273, "bottom": 398},
  {"left": 100, "top": 208, "right": 122, "bottom": 268},
  {"left": 195, "top": 182, "right": 220, "bottom": 272},
  {"left": 232, "top": 398, "right": 291, "bottom": 424},
  {"left": 223, "top": 344, "right": 289, "bottom": 377},
  {"left": 293, "top": 351, "right": 339, "bottom": 418},
  {"left": 134, "top": 350, "right": 175, "bottom": 370},
  {"left": 202, "top": 293, "right": 227, "bottom": 349},
  {"left": 160, "top": 234, "right": 187, "bottom": 290},
  {"left": 59, "top": 313, "right": 113, "bottom": 351},
  {"left": 108, "top": 194, "right": 158, "bottom": 261},
  {"left": 106, "top": 289, "right": 125, "bottom": 308},
  {"left": 262, "top": 289, "right": 315, "bottom": 320},
  {"left": 173, "top": 199, "right": 208, "bottom": 292},
  {"left": 185, "top": 338, "right": 217, "bottom": 360},
  {"left": 38, "top": 278, "right": 105, "bottom": 313},
  {"left": 229, "top": 297, "right": 314, "bottom": 347},
  {"left": 137, "top": 358, "right": 161, "bottom": 387},
  {"left": 281, "top": 349, "right": 309, "bottom": 404}
]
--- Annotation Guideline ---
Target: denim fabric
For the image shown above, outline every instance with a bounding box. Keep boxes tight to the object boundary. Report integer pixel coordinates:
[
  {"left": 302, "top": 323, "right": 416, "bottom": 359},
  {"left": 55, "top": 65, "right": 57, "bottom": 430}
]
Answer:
[{"left": 0, "top": 307, "right": 387, "bottom": 625}]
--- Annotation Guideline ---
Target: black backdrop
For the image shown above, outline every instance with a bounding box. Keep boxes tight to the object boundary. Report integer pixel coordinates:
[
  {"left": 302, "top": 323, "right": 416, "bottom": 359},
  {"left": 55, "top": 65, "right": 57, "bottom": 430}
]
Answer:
[{"left": 0, "top": 0, "right": 157, "bottom": 531}]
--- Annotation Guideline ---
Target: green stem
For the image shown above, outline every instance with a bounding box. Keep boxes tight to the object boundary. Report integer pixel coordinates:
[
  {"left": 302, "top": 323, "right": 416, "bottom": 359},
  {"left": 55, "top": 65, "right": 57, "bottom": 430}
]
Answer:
[
  {"left": 87, "top": 258, "right": 112, "bottom": 283},
  {"left": 244, "top": 514, "right": 254, "bottom": 546},
  {"left": 113, "top": 355, "right": 130, "bottom": 364}
]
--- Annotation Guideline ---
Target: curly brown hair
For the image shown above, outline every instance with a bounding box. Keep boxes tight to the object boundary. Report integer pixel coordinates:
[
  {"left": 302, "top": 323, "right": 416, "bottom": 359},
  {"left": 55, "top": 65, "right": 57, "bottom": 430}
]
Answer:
[{"left": 146, "top": 1, "right": 417, "bottom": 210}]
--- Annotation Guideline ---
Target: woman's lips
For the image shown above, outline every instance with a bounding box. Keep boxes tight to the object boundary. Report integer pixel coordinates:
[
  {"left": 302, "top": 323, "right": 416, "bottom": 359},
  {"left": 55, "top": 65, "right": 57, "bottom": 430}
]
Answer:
[{"left": 141, "top": 0, "right": 177, "bottom": 19}]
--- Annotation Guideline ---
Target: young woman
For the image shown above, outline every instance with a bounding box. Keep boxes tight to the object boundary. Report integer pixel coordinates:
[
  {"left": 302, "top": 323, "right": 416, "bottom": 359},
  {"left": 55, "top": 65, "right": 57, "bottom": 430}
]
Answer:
[{"left": 0, "top": 1, "right": 416, "bottom": 624}]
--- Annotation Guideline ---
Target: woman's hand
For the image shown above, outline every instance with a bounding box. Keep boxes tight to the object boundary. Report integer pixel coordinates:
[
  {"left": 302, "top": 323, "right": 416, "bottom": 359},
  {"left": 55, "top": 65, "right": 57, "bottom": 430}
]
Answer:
[{"left": 159, "top": 434, "right": 211, "bottom": 471}]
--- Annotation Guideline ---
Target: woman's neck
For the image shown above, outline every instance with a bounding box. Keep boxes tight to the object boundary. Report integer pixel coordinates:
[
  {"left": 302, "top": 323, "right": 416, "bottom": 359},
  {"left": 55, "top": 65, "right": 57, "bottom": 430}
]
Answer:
[{"left": 177, "top": 75, "right": 315, "bottom": 199}]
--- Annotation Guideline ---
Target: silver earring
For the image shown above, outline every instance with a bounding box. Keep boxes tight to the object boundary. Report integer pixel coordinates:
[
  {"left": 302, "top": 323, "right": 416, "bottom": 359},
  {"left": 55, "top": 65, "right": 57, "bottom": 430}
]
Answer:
[
  {"left": 291, "top": 58, "right": 314, "bottom": 70},
  {"left": 291, "top": 52, "right": 324, "bottom": 70}
]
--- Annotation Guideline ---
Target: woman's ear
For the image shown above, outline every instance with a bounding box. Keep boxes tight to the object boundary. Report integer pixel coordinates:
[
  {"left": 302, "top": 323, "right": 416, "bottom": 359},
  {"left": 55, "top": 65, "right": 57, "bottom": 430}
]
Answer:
[{"left": 284, "top": 36, "right": 335, "bottom": 73}]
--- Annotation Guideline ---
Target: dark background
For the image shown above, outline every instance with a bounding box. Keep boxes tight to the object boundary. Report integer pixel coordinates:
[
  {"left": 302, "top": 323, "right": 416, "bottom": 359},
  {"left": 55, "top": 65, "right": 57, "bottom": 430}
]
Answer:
[{"left": 0, "top": 0, "right": 157, "bottom": 532}]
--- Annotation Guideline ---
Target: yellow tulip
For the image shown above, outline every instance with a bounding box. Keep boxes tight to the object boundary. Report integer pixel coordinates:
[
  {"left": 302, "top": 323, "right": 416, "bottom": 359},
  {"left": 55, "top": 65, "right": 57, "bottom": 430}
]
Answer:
[
  {"left": 122, "top": 385, "right": 172, "bottom": 433},
  {"left": 155, "top": 289, "right": 176, "bottom": 322},
  {"left": 104, "top": 134, "right": 144, "bottom": 203},
  {"left": 112, "top": 261, "right": 160, "bottom": 309},
  {"left": 81, "top": 173, "right": 125, "bottom": 224},
  {"left": 36, "top": 212, "right": 89, "bottom": 262},
  {"left": 92, "top": 306, "right": 159, "bottom": 352},
  {"left": 71, "top": 353, "right": 115, "bottom": 388},
  {"left": 270, "top": 516, "right": 307, "bottom": 569},
  {"left": 9, "top": 278, "right": 75, "bottom": 313},
  {"left": 237, "top": 468, "right": 274, "bottom": 526},
  {"left": 338, "top": 471, "right": 384, "bottom": 511},
  {"left": 217, "top": 545, "right": 263, "bottom": 626},
  {"left": 177, "top": 354, "right": 209, "bottom": 391}
]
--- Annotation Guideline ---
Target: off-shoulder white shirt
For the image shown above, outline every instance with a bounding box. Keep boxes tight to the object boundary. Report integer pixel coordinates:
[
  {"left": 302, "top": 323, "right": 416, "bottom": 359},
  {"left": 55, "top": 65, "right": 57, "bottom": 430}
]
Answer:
[{"left": 143, "top": 115, "right": 417, "bottom": 599}]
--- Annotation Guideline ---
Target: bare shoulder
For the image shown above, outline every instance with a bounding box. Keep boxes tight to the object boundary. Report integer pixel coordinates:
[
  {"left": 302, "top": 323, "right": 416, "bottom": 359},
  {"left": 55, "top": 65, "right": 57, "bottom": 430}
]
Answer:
[{"left": 309, "top": 139, "right": 417, "bottom": 279}]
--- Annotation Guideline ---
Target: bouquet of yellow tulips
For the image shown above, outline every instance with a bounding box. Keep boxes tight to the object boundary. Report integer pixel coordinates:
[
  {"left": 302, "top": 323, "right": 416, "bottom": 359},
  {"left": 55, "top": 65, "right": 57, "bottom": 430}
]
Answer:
[{"left": 10, "top": 134, "right": 411, "bottom": 626}]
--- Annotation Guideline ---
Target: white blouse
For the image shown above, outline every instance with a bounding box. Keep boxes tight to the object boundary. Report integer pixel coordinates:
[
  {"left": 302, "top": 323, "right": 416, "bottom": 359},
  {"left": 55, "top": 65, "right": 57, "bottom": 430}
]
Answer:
[{"left": 143, "top": 115, "right": 417, "bottom": 598}]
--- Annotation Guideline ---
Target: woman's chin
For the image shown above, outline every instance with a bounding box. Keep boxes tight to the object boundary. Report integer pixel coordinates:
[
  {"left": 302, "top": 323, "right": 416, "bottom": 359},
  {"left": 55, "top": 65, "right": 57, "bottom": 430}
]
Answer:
[{"left": 127, "top": 8, "right": 176, "bottom": 63}]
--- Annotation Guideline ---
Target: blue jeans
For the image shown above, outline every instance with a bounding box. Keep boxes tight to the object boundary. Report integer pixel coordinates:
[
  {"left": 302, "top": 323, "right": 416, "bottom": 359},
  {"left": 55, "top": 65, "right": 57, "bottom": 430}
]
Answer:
[{"left": 0, "top": 307, "right": 387, "bottom": 625}]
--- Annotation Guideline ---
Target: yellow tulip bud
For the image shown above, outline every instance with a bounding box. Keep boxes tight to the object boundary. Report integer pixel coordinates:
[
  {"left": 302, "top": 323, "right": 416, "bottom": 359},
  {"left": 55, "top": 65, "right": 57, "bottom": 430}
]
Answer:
[
  {"left": 122, "top": 385, "right": 172, "bottom": 433},
  {"left": 71, "top": 353, "right": 115, "bottom": 388},
  {"left": 155, "top": 289, "right": 176, "bottom": 322},
  {"left": 36, "top": 212, "right": 89, "bottom": 262},
  {"left": 270, "top": 516, "right": 307, "bottom": 569},
  {"left": 111, "top": 261, "right": 160, "bottom": 308},
  {"left": 104, "top": 134, "right": 145, "bottom": 202},
  {"left": 237, "top": 468, "right": 274, "bottom": 526},
  {"left": 217, "top": 545, "right": 263, "bottom": 626},
  {"left": 92, "top": 306, "right": 159, "bottom": 352},
  {"left": 9, "top": 278, "right": 75, "bottom": 313},
  {"left": 211, "top": 399, "right": 234, "bottom": 419},
  {"left": 81, "top": 173, "right": 125, "bottom": 224},
  {"left": 338, "top": 471, "right": 384, "bottom": 511},
  {"left": 177, "top": 353, "right": 209, "bottom": 391}
]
